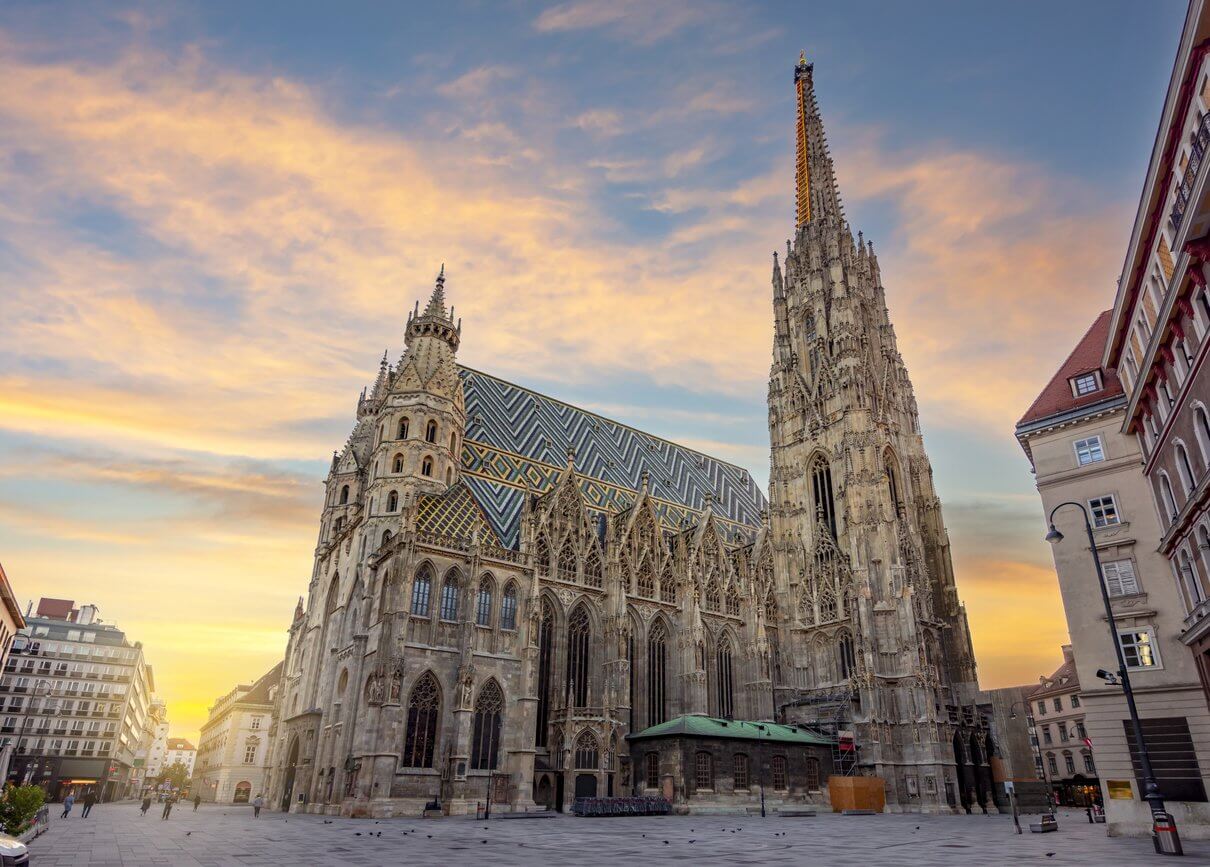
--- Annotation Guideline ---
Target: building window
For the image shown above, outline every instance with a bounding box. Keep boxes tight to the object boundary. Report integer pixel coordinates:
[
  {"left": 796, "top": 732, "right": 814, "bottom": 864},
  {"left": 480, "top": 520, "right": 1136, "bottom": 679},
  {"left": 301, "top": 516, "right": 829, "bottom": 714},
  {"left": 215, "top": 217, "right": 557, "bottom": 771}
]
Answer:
[
  {"left": 500, "top": 584, "right": 517, "bottom": 631},
  {"left": 1177, "top": 443, "right": 1198, "bottom": 494},
  {"left": 244, "top": 744, "right": 256, "bottom": 764},
  {"left": 837, "top": 633, "right": 856, "bottom": 680},
  {"left": 421, "top": 457, "right": 433, "bottom": 477},
  {"left": 386, "top": 490, "right": 398, "bottom": 512},
  {"left": 811, "top": 456, "right": 837, "bottom": 539},
  {"left": 1073, "top": 373, "right": 1100, "bottom": 396},
  {"left": 733, "top": 753, "right": 750, "bottom": 789},
  {"left": 1083, "top": 753, "right": 1096, "bottom": 775},
  {"left": 1074, "top": 437, "right": 1105, "bottom": 465},
  {"left": 1070, "top": 695, "right": 1081, "bottom": 709},
  {"left": 476, "top": 579, "right": 493, "bottom": 627},
  {"left": 695, "top": 751, "right": 713, "bottom": 790},
  {"left": 1037, "top": 701, "right": 1047, "bottom": 717},
  {"left": 1064, "top": 753, "right": 1076, "bottom": 775},
  {"left": 1119, "top": 628, "right": 1161, "bottom": 669},
  {"left": 574, "top": 730, "right": 599, "bottom": 770},
  {"left": 403, "top": 673, "right": 440, "bottom": 768},
  {"left": 440, "top": 577, "right": 459, "bottom": 622},
  {"left": 1047, "top": 754, "right": 1059, "bottom": 776},
  {"left": 411, "top": 567, "right": 433, "bottom": 617},
  {"left": 1196, "top": 407, "right": 1210, "bottom": 468},
  {"left": 470, "top": 681, "right": 503, "bottom": 771},
  {"left": 771, "top": 755, "right": 787, "bottom": 790},
  {"left": 1102, "top": 559, "right": 1140, "bottom": 597},
  {"left": 425, "top": 420, "right": 438, "bottom": 443},
  {"left": 645, "top": 752, "right": 660, "bottom": 789},
  {"left": 1042, "top": 725, "right": 1052, "bottom": 745},
  {"left": 1160, "top": 473, "right": 1180, "bottom": 522},
  {"left": 339, "top": 485, "right": 349, "bottom": 505},
  {"left": 398, "top": 418, "right": 410, "bottom": 439},
  {"left": 1059, "top": 725, "right": 1069, "bottom": 743},
  {"left": 535, "top": 600, "right": 554, "bottom": 747},
  {"left": 805, "top": 756, "right": 821, "bottom": 790},
  {"left": 1053, "top": 697, "right": 1062, "bottom": 712},
  {"left": 1089, "top": 495, "right": 1120, "bottom": 527},
  {"left": 715, "top": 638, "right": 734, "bottom": 719},
  {"left": 647, "top": 621, "right": 668, "bottom": 727},
  {"left": 566, "top": 605, "right": 591, "bottom": 708},
  {"left": 392, "top": 454, "right": 404, "bottom": 473},
  {"left": 250, "top": 717, "right": 262, "bottom": 730}
]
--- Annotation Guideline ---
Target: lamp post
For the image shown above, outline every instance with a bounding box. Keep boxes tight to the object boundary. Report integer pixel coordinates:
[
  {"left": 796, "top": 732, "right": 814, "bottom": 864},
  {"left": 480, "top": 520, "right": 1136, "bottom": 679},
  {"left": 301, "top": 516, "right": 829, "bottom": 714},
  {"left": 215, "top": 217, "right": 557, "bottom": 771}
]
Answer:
[{"left": 1046, "top": 501, "right": 1177, "bottom": 851}]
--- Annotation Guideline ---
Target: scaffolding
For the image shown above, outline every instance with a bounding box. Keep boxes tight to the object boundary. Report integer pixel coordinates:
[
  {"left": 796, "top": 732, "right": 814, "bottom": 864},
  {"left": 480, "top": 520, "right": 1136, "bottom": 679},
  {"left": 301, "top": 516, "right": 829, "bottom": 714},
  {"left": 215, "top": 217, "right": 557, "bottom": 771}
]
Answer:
[{"left": 779, "top": 682, "right": 859, "bottom": 776}]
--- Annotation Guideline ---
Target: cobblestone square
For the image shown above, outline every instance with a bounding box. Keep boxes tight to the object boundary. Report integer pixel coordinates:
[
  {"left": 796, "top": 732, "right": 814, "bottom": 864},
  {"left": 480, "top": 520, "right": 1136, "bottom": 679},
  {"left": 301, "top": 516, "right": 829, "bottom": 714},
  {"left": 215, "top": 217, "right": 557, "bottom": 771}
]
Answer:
[{"left": 24, "top": 804, "right": 1210, "bottom": 866}]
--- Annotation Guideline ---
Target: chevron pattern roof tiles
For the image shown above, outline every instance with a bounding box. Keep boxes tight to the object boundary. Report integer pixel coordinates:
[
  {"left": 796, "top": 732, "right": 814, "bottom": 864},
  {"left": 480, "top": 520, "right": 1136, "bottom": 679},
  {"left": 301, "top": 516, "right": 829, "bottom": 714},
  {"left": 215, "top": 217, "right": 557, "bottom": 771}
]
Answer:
[{"left": 458, "top": 367, "right": 767, "bottom": 547}]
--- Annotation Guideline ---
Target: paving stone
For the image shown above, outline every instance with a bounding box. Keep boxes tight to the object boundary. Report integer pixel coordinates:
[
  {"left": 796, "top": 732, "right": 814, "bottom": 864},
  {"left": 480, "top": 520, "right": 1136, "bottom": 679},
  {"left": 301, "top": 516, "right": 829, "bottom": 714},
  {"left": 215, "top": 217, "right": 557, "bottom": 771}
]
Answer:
[{"left": 23, "top": 803, "right": 1210, "bottom": 865}]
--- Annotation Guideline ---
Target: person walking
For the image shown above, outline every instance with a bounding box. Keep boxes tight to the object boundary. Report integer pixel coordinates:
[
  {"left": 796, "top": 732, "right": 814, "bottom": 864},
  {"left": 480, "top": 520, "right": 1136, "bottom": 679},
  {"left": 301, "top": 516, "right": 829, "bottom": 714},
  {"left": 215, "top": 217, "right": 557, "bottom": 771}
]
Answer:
[
  {"left": 193, "top": 794, "right": 201, "bottom": 812},
  {"left": 252, "top": 794, "right": 264, "bottom": 818},
  {"left": 161, "top": 794, "right": 175, "bottom": 820},
  {"left": 60, "top": 792, "right": 75, "bottom": 819},
  {"left": 81, "top": 790, "right": 97, "bottom": 818},
  {"left": 140, "top": 796, "right": 152, "bottom": 817}
]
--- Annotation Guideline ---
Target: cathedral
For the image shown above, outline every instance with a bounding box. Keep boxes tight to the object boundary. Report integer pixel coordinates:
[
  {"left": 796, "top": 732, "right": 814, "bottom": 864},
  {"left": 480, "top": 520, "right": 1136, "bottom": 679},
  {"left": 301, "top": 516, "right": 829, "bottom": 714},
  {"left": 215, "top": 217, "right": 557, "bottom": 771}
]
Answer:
[{"left": 264, "top": 56, "right": 996, "bottom": 817}]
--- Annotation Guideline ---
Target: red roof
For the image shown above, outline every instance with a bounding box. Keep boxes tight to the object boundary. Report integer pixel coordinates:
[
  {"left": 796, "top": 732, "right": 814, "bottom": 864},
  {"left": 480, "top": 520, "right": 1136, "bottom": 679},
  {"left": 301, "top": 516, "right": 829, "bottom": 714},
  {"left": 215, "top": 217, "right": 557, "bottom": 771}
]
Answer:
[
  {"left": 1018, "top": 310, "right": 1123, "bottom": 427},
  {"left": 35, "top": 598, "right": 75, "bottom": 620}
]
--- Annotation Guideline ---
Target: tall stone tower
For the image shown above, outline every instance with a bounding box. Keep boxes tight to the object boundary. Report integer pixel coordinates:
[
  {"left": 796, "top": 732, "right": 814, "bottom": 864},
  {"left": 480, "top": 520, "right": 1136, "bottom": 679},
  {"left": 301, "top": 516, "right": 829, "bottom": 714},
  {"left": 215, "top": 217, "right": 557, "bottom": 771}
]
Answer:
[{"left": 767, "top": 54, "right": 989, "bottom": 813}]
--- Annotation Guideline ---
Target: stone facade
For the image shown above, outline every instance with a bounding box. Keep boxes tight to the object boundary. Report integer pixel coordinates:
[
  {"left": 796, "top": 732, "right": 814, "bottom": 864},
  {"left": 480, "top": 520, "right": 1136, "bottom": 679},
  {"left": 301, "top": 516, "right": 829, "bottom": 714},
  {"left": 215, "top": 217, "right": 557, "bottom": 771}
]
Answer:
[
  {"left": 766, "top": 55, "right": 992, "bottom": 814},
  {"left": 264, "top": 57, "right": 991, "bottom": 819}
]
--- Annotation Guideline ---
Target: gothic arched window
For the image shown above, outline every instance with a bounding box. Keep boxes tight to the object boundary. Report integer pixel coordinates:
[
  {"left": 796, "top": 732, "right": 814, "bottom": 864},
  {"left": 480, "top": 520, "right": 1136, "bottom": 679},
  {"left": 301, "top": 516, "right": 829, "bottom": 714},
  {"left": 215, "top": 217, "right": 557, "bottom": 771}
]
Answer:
[
  {"left": 636, "top": 558, "right": 654, "bottom": 598},
  {"left": 449, "top": 432, "right": 457, "bottom": 454},
  {"left": 421, "top": 457, "right": 433, "bottom": 477},
  {"left": 574, "top": 730, "right": 599, "bottom": 770},
  {"left": 704, "top": 580, "right": 720, "bottom": 612},
  {"left": 535, "top": 536, "right": 551, "bottom": 575},
  {"left": 648, "top": 621, "right": 668, "bottom": 727},
  {"left": 535, "top": 599, "right": 554, "bottom": 747},
  {"left": 558, "top": 541, "right": 577, "bottom": 583},
  {"left": 819, "top": 585, "right": 838, "bottom": 622},
  {"left": 811, "top": 455, "right": 837, "bottom": 539},
  {"left": 838, "top": 632, "right": 856, "bottom": 680},
  {"left": 500, "top": 583, "right": 518, "bottom": 630},
  {"left": 725, "top": 585, "right": 741, "bottom": 616},
  {"left": 398, "top": 417, "right": 410, "bottom": 439},
  {"left": 339, "top": 485, "right": 349, "bottom": 505},
  {"left": 476, "top": 578, "right": 493, "bottom": 627},
  {"left": 403, "top": 673, "right": 440, "bottom": 768},
  {"left": 381, "top": 530, "right": 392, "bottom": 547},
  {"left": 695, "top": 751, "right": 713, "bottom": 789},
  {"left": 764, "top": 589, "right": 778, "bottom": 621},
  {"left": 566, "top": 605, "right": 591, "bottom": 708},
  {"left": 410, "top": 566, "right": 432, "bottom": 617},
  {"left": 439, "top": 575, "right": 459, "bottom": 621},
  {"left": 470, "top": 681, "right": 503, "bottom": 770},
  {"left": 660, "top": 566, "right": 677, "bottom": 604},
  {"left": 885, "top": 452, "right": 902, "bottom": 514},
  {"left": 716, "top": 637, "right": 734, "bottom": 719},
  {"left": 386, "top": 490, "right": 398, "bottom": 512},
  {"left": 584, "top": 548, "right": 603, "bottom": 588},
  {"left": 425, "top": 420, "right": 438, "bottom": 443},
  {"left": 392, "top": 453, "right": 404, "bottom": 473}
]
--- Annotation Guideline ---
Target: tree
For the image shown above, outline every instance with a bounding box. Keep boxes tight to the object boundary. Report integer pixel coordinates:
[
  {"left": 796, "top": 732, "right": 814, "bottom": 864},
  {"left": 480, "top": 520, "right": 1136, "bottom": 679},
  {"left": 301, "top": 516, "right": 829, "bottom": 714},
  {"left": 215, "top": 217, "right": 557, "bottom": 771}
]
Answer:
[
  {"left": 157, "top": 762, "right": 191, "bottom": 791},
  {"left": 0, "top": 784, "right": 44, "bottom": 835}
]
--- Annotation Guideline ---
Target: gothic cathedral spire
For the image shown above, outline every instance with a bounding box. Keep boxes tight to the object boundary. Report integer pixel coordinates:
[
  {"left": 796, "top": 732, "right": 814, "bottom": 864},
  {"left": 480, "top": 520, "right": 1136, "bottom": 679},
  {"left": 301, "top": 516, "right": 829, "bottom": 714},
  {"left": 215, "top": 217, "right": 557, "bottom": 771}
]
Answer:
[
  {"left": 794, "top": 52, "right": 843, "bottom": 227},
  {"left": 769, "top": 56, "right": 987, "bottom": 815}
]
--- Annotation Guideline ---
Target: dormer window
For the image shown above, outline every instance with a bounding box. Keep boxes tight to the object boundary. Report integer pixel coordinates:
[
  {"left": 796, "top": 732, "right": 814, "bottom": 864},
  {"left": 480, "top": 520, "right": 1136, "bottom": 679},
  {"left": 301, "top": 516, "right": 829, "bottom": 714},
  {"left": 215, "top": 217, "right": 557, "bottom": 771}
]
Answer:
[{"left": 1071, "top": 372, "right": 1100, "bottom": 397}]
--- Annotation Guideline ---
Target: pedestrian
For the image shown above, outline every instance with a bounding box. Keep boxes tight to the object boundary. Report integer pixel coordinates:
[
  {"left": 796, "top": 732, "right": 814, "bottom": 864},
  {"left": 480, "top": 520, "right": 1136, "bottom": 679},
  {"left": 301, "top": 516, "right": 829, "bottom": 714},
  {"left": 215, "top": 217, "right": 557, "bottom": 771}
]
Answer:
[
  {"left": 193, "top": 794, "right": 201, "bottom": 812},
  {"left": 252, "top": 794, "right": 264, "bottom": 818},
  {"left": 81, "top": 790, "right": 97, "bottom": 818},
  {"left": 60, "top": 792, "right": 75, "bottom": 819},
  {"left": 140, "top": 796, "right": 152, "bottom": 817},
  {"left": 162, "top": 794, "right": 175, "bottom": 820}
]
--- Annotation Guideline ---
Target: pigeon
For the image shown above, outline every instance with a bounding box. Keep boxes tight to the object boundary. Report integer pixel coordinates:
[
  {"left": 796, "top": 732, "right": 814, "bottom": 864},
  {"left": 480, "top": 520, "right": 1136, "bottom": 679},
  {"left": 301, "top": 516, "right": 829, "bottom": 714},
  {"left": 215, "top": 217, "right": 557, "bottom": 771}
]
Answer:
[
  {"left": 689, "top": 839, "right": 696, "bottom": 844},
  {"left": 186, "top": 832, "right": 191, "bottom": 836},
  {"left": 481, "top": 840, "right": 487, "bottom": 844},
  {"left": 377, "top": 832, "right": 382, "bottom": 837},
  {"left": 355, "top": 832, "right": 362, "bottom": 836},
  {"left": 663, "top": 841, "right": 669, "bottom": 845},
  {"left": 427, "top": 834, "right": 432, "bottom": 839}
]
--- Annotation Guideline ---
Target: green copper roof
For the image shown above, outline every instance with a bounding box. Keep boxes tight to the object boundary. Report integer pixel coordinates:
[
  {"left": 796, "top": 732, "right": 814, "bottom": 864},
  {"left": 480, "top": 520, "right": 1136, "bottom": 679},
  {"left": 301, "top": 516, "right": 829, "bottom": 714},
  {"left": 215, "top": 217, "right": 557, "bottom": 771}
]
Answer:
[{"left": 627, "top": 715, "right": 834, "bottom": 746}]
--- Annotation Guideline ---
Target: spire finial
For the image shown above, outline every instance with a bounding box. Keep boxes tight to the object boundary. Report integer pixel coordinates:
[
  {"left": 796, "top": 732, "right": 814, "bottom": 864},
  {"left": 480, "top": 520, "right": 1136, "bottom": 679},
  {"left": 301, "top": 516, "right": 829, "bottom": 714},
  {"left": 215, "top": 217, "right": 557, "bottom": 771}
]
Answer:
[
  {"left": 423, "top": 265, "right": 448, "bottom": 318},
  {"left": 798, "top": 49, "right": 807, "bottom": 66}
]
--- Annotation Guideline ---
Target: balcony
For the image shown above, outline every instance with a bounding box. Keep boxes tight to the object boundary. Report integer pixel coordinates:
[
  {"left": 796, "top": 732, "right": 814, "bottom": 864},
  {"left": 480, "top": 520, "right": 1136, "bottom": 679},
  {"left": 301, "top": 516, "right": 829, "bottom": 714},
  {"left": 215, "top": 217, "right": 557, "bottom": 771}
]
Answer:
[
  {"left": 1172, "top": 109, "right": 1210, "bottom": 233},
  {"left": 1182, "top": 597, "right": 1210, "bottom": 644}
]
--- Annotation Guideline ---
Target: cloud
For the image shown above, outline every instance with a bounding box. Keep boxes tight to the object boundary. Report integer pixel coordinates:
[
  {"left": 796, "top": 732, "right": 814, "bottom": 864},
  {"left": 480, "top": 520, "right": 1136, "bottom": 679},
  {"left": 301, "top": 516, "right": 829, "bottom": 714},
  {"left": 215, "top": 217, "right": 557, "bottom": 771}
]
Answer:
[
  {"left": 571, "top": 108, "right": 624, "bottom": 137},
  {"left": 437, "top": 65, "right": 518, "bottom": 100},
  {"left": 533, "top": 1, "right": 714, "bottom": 44}
]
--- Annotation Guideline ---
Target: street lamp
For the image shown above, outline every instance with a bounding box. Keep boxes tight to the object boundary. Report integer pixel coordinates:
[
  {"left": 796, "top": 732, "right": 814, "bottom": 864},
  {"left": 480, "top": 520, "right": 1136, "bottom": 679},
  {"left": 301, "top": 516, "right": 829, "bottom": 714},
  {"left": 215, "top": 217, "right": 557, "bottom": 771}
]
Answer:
[{"left": 1046, "top": 501, "right": 1178, "bottom": 853}]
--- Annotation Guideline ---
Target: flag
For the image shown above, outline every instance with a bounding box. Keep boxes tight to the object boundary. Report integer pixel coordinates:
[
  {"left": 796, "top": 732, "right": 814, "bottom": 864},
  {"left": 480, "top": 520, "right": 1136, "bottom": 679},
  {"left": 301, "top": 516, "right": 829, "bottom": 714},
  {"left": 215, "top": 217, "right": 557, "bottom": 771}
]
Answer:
[{"left": 1083, "top": 737, "right": 1093, "bottom": 749}]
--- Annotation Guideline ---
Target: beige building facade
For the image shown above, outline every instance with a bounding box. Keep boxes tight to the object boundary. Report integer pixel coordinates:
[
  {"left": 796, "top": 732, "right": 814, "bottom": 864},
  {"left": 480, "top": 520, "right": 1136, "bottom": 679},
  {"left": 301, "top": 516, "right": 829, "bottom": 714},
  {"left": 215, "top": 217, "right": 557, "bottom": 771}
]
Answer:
[
  {"left": 196, "top": 664, "right": 280, "bottom": 804},
  {"left": 1018, "top": 312, "right": 1210, "bottom": 836}
]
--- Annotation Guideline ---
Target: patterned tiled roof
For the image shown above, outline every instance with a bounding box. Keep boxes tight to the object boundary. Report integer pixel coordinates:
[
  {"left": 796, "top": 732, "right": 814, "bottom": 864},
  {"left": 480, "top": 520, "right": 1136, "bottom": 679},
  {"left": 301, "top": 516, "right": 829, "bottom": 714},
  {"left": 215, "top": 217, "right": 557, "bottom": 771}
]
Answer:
[
  {"left": 458, "top": 367, "right": 768, "bottom": 548},
  {"left": 416, "top": 482, "right": 503, "bottom": 547}
]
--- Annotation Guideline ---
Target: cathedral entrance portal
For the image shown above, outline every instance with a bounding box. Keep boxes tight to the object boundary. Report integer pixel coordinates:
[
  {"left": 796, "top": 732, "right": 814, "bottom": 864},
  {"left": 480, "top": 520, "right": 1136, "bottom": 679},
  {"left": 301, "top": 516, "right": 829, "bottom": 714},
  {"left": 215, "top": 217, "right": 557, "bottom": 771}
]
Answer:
[
  {"left": 280, "top": 737, "right": 299, "bottom": 813},
  {"left": 574, "top": 773, "right": 597, "bottom": 799}
]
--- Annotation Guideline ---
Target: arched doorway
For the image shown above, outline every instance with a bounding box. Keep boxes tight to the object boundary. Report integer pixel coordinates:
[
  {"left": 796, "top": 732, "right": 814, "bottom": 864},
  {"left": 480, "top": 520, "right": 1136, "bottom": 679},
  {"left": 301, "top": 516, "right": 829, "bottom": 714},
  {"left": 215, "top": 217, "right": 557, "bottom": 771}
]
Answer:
[
  {"left": 233, "top": 781, "right": 252, "bottom": 804},
  {"left": 280, "top": 736, "right": 300, "bottom": 812},
  {"left": 970, "top": 732, "right": 990, "bottom": 813},
  {"left": 952, "top": 733, "right": 972, "bottom": 813}
]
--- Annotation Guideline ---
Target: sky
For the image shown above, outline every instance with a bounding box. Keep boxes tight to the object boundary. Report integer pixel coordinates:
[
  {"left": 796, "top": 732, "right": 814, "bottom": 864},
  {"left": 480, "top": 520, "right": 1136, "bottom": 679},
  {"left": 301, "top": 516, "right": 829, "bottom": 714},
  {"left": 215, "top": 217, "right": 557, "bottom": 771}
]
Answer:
[{"left": 0, "top": 0, "right": 1189, "bottom": 742}]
